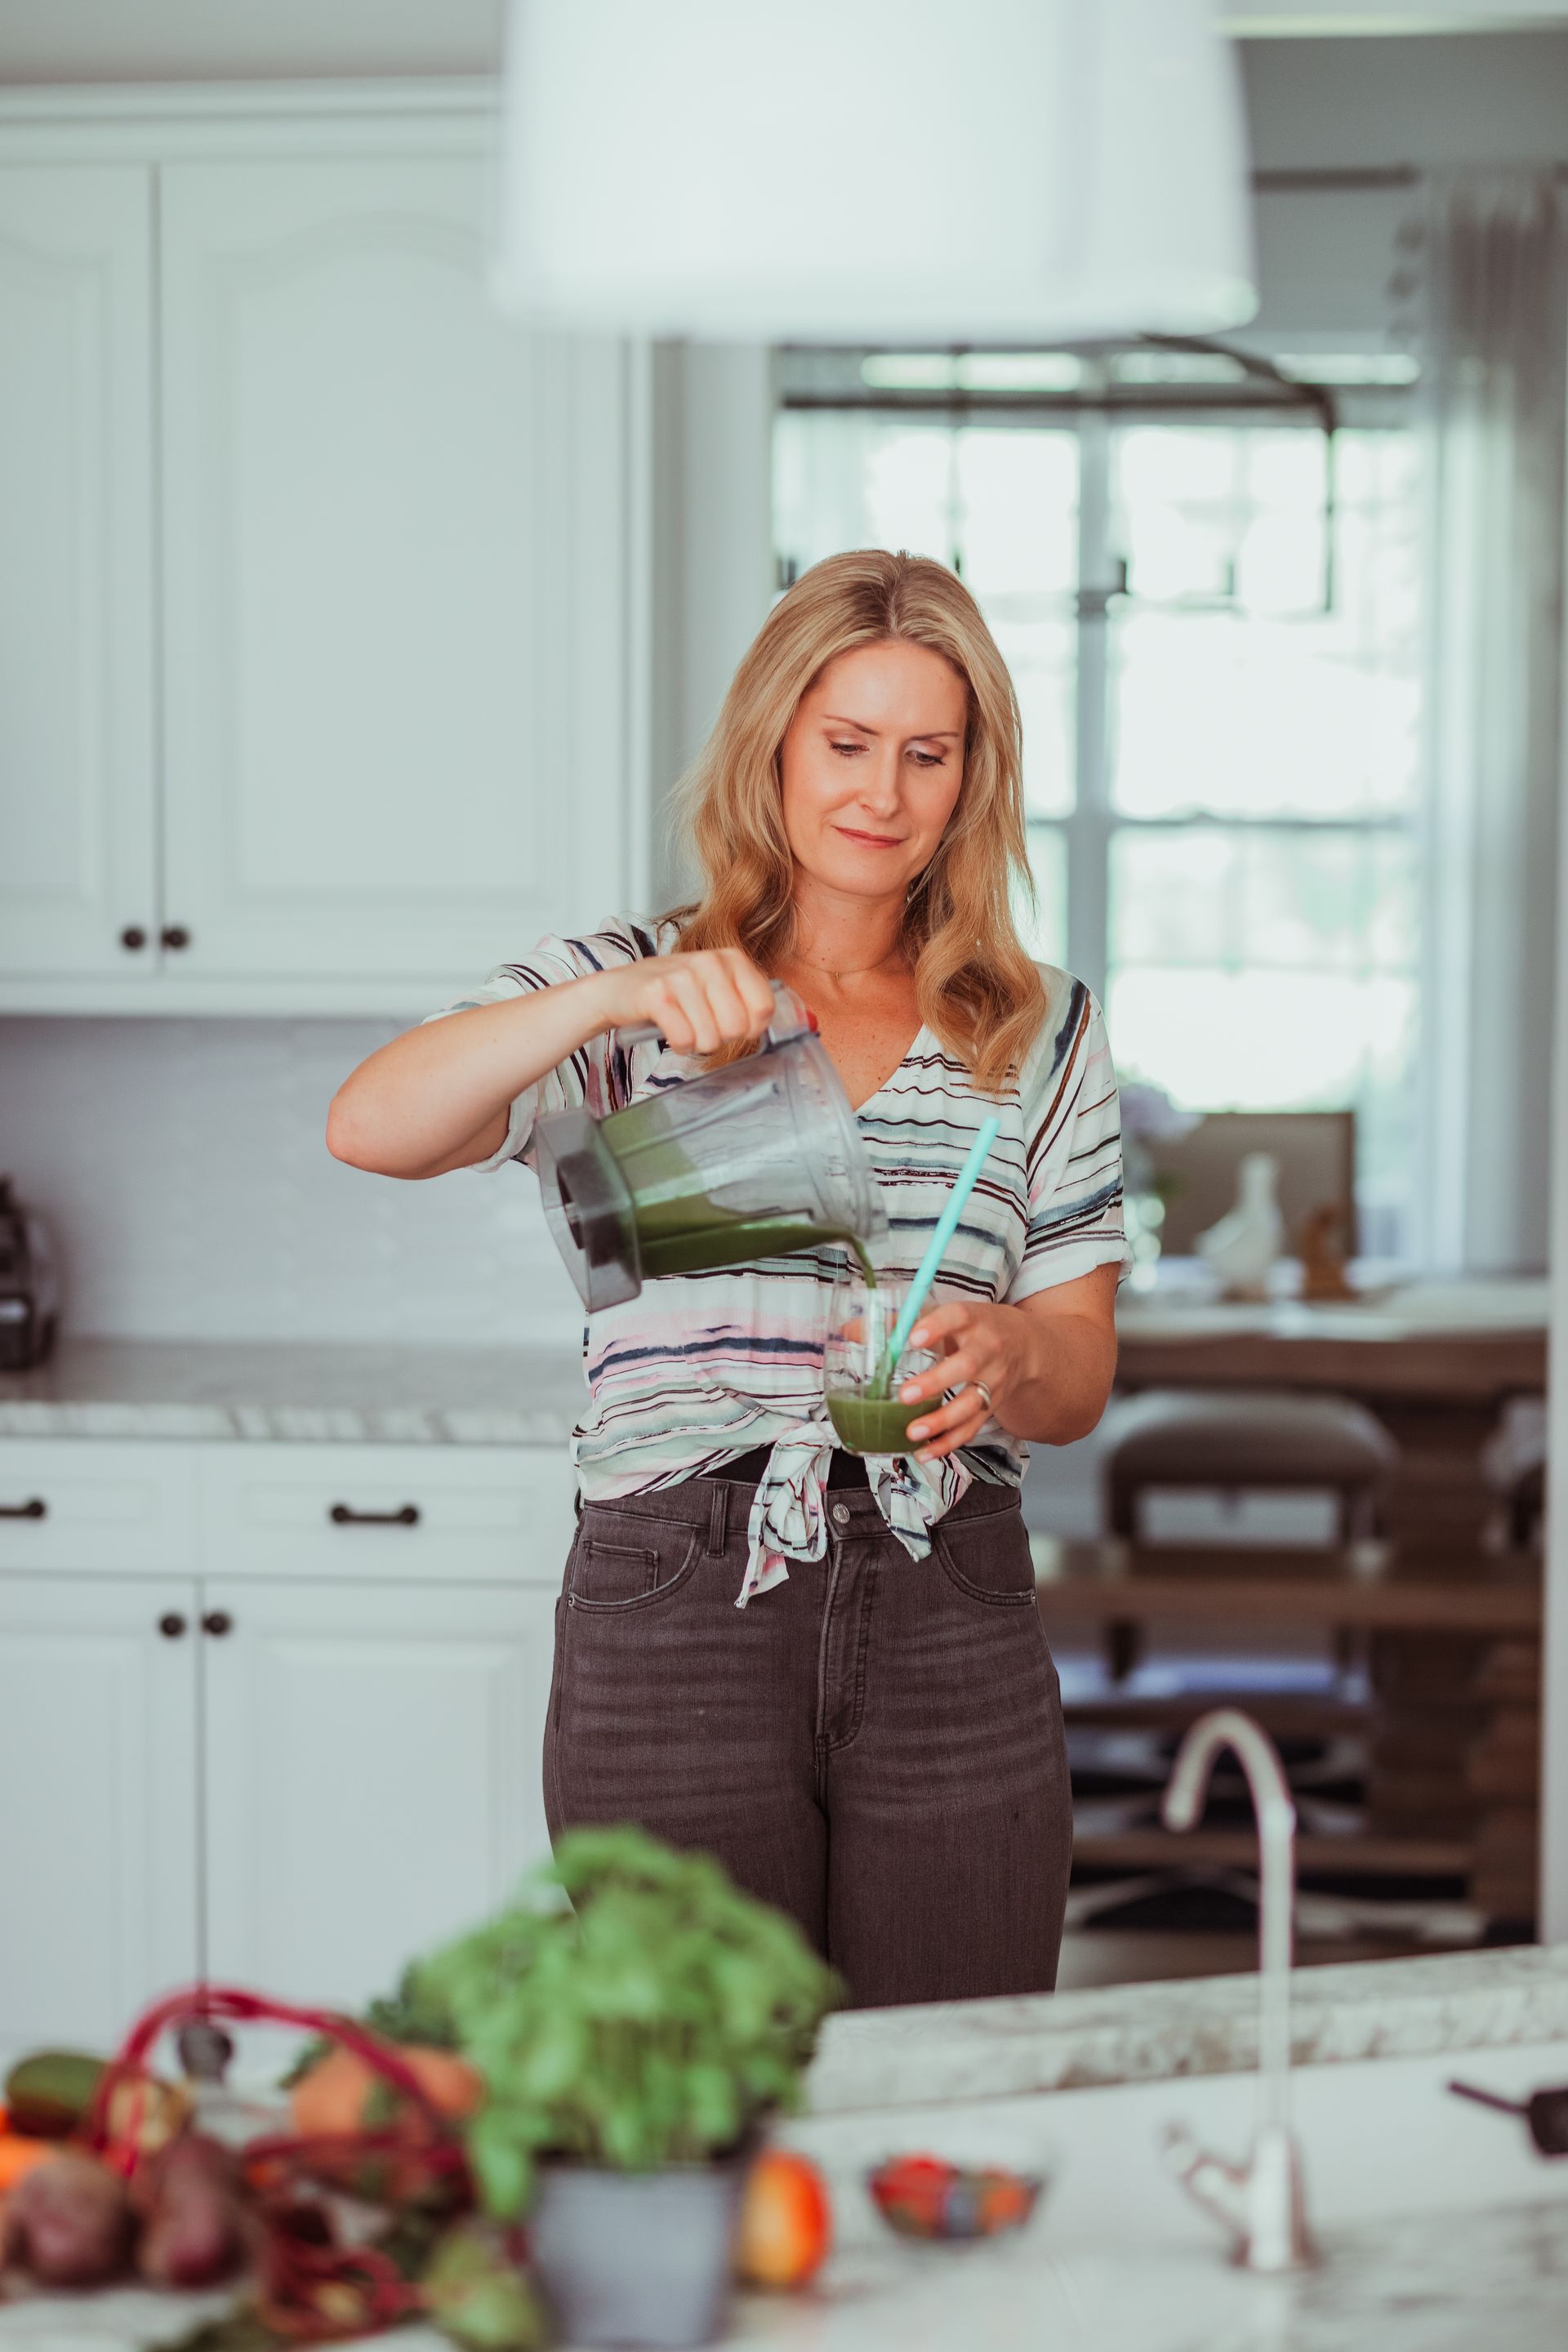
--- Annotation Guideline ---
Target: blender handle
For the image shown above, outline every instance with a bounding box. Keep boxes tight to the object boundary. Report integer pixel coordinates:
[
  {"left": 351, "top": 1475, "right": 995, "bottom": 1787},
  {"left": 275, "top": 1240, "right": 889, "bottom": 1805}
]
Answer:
[{"left": 616, "top": 978, "right": 814, "bottom": 1049}]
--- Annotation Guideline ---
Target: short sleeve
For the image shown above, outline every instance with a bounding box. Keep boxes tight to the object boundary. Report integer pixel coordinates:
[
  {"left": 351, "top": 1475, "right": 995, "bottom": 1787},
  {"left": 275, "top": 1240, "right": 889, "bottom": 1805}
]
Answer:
[
  {"left": 1007, "top": 975, "right": 1133, "bottom": 1301},
  {"left": 418, "top": 916, "right": 660, "bottom": 1174}
]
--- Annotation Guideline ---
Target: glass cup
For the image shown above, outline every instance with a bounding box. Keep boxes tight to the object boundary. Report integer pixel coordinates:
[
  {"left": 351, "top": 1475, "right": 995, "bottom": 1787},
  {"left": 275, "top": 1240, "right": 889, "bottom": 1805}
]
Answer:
[{"left": 822, "top": 1268, "right": 942, "bottom": 1456}]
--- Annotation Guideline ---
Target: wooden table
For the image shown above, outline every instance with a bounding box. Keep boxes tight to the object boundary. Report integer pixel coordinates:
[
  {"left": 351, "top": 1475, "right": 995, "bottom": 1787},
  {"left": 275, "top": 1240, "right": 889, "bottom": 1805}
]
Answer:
[
  {"left": 1115, "top": 1278, "right": 1547, "bottom": 1401},
  {"left": 1114, "top": 1276, "right": 1548, "bottom": 1546},
  {"left": 1035, "top": 1532, "right": 1544, "bottom": 1922}
]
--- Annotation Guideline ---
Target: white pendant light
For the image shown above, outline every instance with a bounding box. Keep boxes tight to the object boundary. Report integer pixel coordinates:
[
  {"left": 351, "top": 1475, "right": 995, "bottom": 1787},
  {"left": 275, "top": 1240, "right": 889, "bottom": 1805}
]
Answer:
[{"left": 495, "top": 0, "right": 1257, "bottom": 341}]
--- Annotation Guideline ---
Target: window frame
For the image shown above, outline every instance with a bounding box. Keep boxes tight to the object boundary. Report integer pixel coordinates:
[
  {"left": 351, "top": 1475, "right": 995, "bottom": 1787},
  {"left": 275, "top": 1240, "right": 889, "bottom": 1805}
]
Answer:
[{"left": 773, "top": 363, "right": 1422, "bottom": 1258}]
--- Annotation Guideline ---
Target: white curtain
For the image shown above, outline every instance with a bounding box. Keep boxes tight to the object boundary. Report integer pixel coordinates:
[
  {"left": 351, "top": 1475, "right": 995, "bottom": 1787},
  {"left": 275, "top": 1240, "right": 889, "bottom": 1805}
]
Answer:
[{"left": 1417, "top": 172, "right": 1568, "bottom": 1273}]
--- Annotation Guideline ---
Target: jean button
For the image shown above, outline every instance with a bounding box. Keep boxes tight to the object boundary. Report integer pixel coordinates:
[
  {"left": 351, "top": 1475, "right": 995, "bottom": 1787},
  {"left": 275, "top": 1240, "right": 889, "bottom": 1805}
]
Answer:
[{"left": 831, "top": 1501, "right": 852, "bottom": 1528}]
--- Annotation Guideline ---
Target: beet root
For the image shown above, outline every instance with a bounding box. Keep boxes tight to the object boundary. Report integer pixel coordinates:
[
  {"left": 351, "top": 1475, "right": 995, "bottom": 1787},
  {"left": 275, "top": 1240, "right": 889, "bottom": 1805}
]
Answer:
[
  {"left": 131, "top": 2132, "right": 249, "bottom": 2289},
  {"left": 1, "top": 2150, "right": 135, "bottom": 2287}
]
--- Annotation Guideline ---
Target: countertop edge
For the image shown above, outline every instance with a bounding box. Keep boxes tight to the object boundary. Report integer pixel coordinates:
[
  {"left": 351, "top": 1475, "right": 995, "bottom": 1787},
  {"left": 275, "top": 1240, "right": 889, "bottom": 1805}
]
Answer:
[{"left": 805, "top": 1946, "right": 1568, "bottom": 2114}]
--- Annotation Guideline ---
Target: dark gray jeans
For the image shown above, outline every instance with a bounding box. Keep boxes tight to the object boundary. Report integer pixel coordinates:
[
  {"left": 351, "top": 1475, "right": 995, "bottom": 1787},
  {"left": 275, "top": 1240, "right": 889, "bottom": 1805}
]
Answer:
[{"left": 542, "top": 1469, "right": 1073, "bottom": 2009}]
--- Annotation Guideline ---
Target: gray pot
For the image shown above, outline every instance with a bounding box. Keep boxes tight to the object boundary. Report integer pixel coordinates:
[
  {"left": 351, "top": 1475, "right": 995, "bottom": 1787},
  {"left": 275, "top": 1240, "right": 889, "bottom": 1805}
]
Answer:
[{"left": 528, "top": 2158, "right": 746, "bottom": 2349}]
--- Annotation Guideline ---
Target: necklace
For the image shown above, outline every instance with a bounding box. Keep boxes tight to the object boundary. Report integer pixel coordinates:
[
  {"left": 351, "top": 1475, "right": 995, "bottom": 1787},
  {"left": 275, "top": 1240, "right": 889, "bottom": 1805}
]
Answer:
[{"left": 791, "top": 945, "right": 906, "bottom": 984}]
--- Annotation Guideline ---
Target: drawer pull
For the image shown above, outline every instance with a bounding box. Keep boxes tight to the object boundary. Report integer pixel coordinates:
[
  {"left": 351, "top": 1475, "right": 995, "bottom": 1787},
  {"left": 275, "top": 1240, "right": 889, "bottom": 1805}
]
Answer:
[
  {"left": 202, "top": 1610, "right": 233, "bottom": 1637},
  {"left": 328, "top": 1502, "right": 421, "bottom": 1528},
  {"left": 0, "top": 1497, "right": 46, "bottom": 1521},
  {"left": 158, "top": 1612, "right": 188, "bottom": 1639}
]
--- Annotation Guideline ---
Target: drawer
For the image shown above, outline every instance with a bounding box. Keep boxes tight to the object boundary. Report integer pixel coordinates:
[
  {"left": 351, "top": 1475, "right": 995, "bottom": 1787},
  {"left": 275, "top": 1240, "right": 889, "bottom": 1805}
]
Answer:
[
  {"left": 0, "top": 1441, "right": 199, "bottom": 1574},
  {"left": 198, "top": 1443, "right": 574, "bottom": 1584}
]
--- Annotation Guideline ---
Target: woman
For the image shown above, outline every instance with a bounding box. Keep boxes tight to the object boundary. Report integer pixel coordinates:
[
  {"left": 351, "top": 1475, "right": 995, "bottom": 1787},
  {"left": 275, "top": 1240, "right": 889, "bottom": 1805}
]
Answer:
[{"left": 328, "top": 550, "right": 1129, "bottom": 2007}]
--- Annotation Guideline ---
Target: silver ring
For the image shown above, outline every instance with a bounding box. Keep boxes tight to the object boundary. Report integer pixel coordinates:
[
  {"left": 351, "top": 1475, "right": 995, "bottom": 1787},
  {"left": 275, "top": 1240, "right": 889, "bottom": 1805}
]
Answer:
[{"left": 970, "top": 1380, "right": 994, "bottom": 1417}]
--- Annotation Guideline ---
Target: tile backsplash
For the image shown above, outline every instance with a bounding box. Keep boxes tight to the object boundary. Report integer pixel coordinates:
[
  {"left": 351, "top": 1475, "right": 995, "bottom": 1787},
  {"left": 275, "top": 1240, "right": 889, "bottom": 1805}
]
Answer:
[{"left": 0, "top": 1017, "right": 586, "bottom": 1347}]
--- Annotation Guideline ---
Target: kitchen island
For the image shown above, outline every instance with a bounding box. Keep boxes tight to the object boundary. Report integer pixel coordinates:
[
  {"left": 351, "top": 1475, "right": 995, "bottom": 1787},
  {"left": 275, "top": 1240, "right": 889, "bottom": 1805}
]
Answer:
[{"left": 1, "top": 1945, "right": 1566, "bottom": 2350}]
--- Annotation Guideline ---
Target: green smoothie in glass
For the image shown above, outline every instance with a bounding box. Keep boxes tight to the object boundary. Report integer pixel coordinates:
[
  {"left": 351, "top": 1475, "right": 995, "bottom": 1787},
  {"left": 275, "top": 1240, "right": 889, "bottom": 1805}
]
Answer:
[{"left": 822, "top": 1268, "right": 938, "bottom": 1457}]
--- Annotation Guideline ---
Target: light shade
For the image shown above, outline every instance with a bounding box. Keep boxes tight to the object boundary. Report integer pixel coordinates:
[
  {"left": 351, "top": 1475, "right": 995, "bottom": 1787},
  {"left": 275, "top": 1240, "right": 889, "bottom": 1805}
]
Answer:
[{"left": 495, "top": 0, "right": 1257, "bottom": 341}]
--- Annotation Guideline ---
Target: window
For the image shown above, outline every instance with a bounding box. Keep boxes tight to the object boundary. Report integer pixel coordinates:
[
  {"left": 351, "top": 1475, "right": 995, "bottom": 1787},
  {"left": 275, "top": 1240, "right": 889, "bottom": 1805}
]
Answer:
[{"left": 773, "top": 354, "right": 1422, "bottom": 1258}]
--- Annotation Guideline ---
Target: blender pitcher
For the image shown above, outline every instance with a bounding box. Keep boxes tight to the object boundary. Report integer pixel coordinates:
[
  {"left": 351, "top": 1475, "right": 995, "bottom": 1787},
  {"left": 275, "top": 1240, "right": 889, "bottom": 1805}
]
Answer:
[{"left": 535, "top": 983, "right": 887, "bottom": 1310}]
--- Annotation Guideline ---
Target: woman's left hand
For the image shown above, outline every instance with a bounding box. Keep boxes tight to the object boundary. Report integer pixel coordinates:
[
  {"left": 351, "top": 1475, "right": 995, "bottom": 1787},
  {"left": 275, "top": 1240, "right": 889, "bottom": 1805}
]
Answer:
[{"left": 898, "top": 1300, "right": 1027, "bottom": 1463}]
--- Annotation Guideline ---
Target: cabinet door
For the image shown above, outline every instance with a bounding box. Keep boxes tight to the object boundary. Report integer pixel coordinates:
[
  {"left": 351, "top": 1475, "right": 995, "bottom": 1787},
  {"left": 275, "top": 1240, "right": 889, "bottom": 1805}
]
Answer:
[
  {"left": 200, "top": 1578, "right": 557, "bottom": 2047},
  {"left": 0, "top": 1577, "right": 200, "bottom": 2073},
  {"left": 159, "top": 158, "right": 630, "bottom": 982},
  {"left": 0, "top": 167, "right": 158, "bottom": 979}
]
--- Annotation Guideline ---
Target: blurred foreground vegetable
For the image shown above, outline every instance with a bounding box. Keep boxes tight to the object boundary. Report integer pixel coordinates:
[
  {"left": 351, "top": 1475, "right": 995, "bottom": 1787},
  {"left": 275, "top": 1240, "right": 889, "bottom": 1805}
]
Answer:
[
  {"left": 0, "top": 2134, "right": 53, "bottom": 2194},
  {"left": 1, "top": 2149, "right": 134, "bottom": 2286},
  {"left": 290, "top": 2044, "right": 484, "bottom": 2140},
  {"left": 867, "top": 2151, "right": 1041, "bottom": 2240},
  {"left": 1, "top": 1829, "right": 840, "bottom": 2348},
  {"left": 4, "top": 2049, "right": 189, "bottom": 2152},
  {"left": 417, "top": 2219, "right": 548, "bottom": 2351},
  {"left": 411, "top": 1824, "right": 842, "bottom": 2218},
  {"left": 131, "top": 2132, "right": 250, "bottom": 2288},
  {"left": 735, "top": 2149, "right": 831, "bottom": 2287},
  {"left": 75, "top": 1986, "right": 478, "bottom": 2346}
]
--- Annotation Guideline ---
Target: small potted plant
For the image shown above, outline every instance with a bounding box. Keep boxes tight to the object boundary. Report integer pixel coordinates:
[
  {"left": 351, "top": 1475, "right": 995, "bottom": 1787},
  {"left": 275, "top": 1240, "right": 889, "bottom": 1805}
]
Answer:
[{"left": 411, "top": 1827, "right": 840, "bottom": 2351}]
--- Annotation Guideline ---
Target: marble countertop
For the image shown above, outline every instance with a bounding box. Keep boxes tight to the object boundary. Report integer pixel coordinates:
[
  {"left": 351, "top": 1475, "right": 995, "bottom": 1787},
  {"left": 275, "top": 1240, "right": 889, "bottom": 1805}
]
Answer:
[
  {"left": 0, "top": 1337, "right": 587, "bottom": 1445},
  {"left": 2, "top": 2196, "right": 1563, "bottom": 2352},
  {"left": 4, "top": 1276, "right": 1546, "bottom": 1446},
  {"left": 806, "top": 1943, "right": 1568, "bottom": 2113},
  {"left": 1116, "top": 1272, "right": 1548, "bottom": 1342}
]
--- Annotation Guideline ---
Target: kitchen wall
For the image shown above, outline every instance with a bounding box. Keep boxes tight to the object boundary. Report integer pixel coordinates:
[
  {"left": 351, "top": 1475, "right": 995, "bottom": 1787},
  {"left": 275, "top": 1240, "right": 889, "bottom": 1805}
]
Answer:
[{"left": 0, "top": 1014, "right": 586, "bottom": 1348}]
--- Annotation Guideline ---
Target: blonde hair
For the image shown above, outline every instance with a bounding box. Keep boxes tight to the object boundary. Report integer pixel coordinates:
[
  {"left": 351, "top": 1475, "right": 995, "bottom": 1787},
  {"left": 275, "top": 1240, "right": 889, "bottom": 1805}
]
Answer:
[{"left": 669, "top": 550, "right": 1047, "bottom": 1094}]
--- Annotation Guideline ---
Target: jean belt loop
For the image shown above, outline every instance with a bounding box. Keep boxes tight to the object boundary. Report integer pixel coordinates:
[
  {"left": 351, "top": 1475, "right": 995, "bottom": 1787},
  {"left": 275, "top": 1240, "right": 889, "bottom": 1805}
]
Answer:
[
  {"left": 707, "top": 1479, "right": 728, "bottom": 1555},
  {"left": 572, "top": 1487, "right": 583, "bottom": 1524}
]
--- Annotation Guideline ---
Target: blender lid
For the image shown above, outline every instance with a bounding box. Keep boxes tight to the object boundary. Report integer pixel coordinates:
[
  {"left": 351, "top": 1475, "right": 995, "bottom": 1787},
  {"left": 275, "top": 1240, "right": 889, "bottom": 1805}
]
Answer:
[{"left": 533, "top": 1110, "right": 643, "bottom": 1312}]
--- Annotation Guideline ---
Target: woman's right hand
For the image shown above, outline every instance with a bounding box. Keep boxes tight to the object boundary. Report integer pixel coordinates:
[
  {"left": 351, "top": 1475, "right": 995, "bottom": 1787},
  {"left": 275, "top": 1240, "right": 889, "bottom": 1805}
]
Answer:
[
  {"left": 328, "top": 945, "right": 777, "bottom": 1182},
  {"left": 596, "top": 949, "right": 777, "bottom": 1055}
]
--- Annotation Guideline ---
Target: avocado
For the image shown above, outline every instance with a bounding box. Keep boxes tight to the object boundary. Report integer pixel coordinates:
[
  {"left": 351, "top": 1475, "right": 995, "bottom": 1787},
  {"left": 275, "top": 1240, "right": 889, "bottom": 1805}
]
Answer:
[{"left": 4, "top": 2049, "right": 109, "bottom": 2137}]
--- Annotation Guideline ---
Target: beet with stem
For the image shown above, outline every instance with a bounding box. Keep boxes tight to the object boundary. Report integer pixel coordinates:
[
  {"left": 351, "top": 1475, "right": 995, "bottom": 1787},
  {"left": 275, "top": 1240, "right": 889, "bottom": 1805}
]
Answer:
[
  {"left": 0, "top": 2149, "right": 135, "bottom": 2287},
  {"left": 131, "top": 2132, "right": 252, "bottom": 2290}
]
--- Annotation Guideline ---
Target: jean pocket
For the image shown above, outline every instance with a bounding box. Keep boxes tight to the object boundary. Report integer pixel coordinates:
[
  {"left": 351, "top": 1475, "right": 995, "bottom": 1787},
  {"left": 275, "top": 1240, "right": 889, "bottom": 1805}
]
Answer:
[
  {"left": 568, "top": 1510, "right": 702, "bottom": 1612},
  {"left": 932, "top": 1505, "right": 1037, "bottom": 1607}
]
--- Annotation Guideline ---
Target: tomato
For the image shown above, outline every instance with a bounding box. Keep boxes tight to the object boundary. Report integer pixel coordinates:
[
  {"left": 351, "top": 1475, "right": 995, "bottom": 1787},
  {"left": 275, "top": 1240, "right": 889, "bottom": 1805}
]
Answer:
[{"left": 735, "top": 2149, "right": 832, "bottom": 2289}]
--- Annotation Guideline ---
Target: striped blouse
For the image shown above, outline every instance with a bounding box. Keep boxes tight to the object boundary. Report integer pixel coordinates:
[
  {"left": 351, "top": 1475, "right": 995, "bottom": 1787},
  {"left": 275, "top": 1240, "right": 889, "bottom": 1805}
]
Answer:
[{"left": 423, "top": 915, "right": 1130, "bottom": 1606}]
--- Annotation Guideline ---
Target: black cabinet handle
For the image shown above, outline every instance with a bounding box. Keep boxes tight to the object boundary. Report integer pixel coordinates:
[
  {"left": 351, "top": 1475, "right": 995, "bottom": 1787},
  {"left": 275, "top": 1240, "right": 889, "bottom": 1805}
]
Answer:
[
  {"left": 158, "top": 1612, "right": 188, "bottom": 1639},
  {"left": 329, "top": 1502, "right": 420, "bottom": 1527},
  {"left": 162, "top": 924, "right": 191, "bottom": 951},
  {"left": 0, "top": 1497, "right": 46, "bottom": 1520},
  {"left": 202, "top": 1610, "right": 233, "bottom": 1637},
  {"left": 120, "top": 925, "right": 147, "bottom": 951}
]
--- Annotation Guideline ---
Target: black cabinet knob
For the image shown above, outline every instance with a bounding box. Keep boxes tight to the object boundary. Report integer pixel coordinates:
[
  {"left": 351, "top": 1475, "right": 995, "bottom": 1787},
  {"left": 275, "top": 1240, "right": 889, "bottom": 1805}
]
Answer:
[
  {"left": 120, "top": 925, "right": 147, "bottom": 951},
  {"left": 202, "top": 1610, "right": 233, "bottom": 1637},
  {"left": 0, "top": 1497, "right": 46, "bottom": 1521},
  {"left": 158, "top": 1612, "right": 188, "bottom": 1639},
  {"left": 162, "top": 924, "right": 191, "bottom": 951}
]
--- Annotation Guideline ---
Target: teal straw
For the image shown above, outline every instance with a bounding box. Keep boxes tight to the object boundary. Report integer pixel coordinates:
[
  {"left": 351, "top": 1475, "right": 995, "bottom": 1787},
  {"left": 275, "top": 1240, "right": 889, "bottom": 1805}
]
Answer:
[{"left": 870, "top": 1114, "right": 1001, "bottom": 1396}]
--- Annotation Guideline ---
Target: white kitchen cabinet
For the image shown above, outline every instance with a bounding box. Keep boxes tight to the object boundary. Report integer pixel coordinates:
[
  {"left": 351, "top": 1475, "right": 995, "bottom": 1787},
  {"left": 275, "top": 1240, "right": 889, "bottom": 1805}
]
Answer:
[
  {"left": 158, "top": 157, "right": 630, "bottom": 985},
  {"left": 200, "top": 1577, "right": 558, "bottom": 2024},
  {"left": 197, "top": 1441, "right": 577, "bottom": 1585},
  {"left": 0, "top": 92, "right": 639, "bottom": 1013},
  {"left": 0, "top": 166, "right": 159, "bottom": 982},
  {"left": 0, "top": 1439, "right": 198, "bottom": 1575},
  {"left": 0, "top": 1575, "right": 200, "bottom": 2074},
  {"left": 0, "top": 1435, "right": 568, "bottom": 2074}
]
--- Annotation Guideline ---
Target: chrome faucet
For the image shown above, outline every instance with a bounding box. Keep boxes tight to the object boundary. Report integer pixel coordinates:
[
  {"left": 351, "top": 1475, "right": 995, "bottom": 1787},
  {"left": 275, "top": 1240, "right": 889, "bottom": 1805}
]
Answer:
[{"left": 1158, "top": 1707, "right": 1316, "bottom": 2273}]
